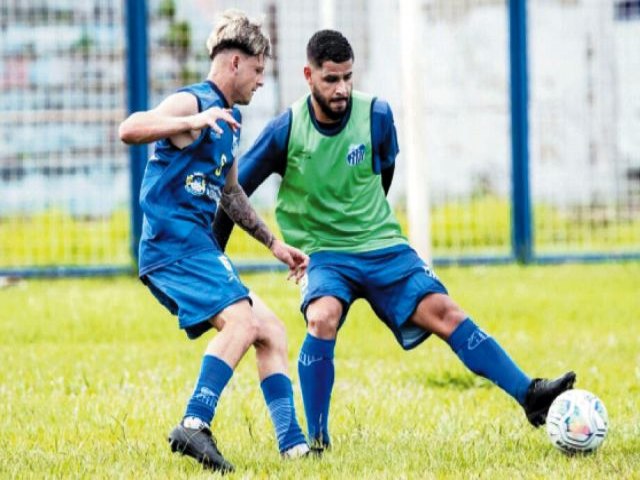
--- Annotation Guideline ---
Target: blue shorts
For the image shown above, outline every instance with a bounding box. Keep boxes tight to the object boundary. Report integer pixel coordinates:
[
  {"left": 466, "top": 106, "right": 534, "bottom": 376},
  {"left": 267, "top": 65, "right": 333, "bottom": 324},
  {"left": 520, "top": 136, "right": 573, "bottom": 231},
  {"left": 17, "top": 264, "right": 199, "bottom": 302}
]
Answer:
[
  {"left": 301, "top": 244, "right": 448, "bottom": 350},
  {"left": 141, "top": 250, "right": 251, "bottom": 339}
]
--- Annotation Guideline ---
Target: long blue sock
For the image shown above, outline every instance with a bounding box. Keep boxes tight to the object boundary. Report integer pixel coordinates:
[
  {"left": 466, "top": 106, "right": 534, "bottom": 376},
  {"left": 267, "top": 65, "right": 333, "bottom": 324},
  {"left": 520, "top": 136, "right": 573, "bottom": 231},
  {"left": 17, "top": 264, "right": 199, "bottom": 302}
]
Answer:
[
  {"left": 298, "top": 334, "right": 335, "bottom": 446},
  {"left": 184, "top": 355, "right": 233, "bottom": 425},
  {"left": 261, "top": 373, "right": 307, "bottom": 453},
  {"left": 447, "top": 318, "right": 531, "bottom": 404}
]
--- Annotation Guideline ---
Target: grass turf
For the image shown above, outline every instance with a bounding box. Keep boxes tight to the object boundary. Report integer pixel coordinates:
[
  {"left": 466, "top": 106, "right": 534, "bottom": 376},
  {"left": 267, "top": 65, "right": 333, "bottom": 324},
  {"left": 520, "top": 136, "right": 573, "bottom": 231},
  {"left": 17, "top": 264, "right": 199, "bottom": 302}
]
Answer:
[{"left": 1, "top": 262, "right": 638, "bottom": 478}]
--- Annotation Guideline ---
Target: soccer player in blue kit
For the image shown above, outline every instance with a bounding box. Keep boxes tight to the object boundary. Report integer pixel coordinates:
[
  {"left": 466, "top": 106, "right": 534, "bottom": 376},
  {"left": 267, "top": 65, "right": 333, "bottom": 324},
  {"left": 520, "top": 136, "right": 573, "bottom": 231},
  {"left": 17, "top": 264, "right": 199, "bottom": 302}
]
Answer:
[
  {"left": 213, "top": 29, "right": 577, "bottom": 451},
  {"left": 119, "top": 10, "right": 310, "bottom": 473}
]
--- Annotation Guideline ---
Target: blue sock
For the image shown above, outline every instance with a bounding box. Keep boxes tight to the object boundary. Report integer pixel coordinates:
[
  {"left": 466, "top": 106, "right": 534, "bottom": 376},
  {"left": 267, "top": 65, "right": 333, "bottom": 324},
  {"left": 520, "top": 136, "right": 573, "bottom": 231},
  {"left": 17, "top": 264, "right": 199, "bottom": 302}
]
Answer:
[
  {"left": 298, "top": 334, "right": 335, "bottom": 446},
  {"left": 447, "top": 318, "right": 531, "bottom": 404},
  {"left": 183, "top": 355, "right": 233, "bottom": 425},
  {"left": 260, "top": 373, "right": 307, "bottom": 453}
]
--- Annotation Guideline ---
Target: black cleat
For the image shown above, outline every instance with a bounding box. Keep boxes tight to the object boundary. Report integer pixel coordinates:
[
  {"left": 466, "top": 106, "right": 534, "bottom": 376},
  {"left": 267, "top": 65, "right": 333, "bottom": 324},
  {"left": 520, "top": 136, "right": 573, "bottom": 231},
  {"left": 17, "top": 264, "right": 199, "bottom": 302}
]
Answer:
[
  {"left": 168, "top": 424, "right": 235, "bottom": 474},
  {"left": 523, "top": 371, "right": 577, "bottom": 427},
  {"left": 308, "top": 438, "right": 330, "bottom": 457},
  {"left": 308, "top": 446, "right": 326, "bottom": 458}
]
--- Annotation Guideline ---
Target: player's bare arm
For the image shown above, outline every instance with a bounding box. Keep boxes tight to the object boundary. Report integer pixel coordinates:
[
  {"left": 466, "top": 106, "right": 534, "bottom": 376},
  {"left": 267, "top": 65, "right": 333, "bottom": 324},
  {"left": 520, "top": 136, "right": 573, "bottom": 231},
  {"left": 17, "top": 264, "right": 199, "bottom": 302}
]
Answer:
[
  {"left": 219, "top": 162, "right": 275, "bottom": 248},
  {"left": 118, "top": 92, "right": 240, "bottom": 147},
  {"left": 220, "top": 162, "right": 308, "bottom": 281}
]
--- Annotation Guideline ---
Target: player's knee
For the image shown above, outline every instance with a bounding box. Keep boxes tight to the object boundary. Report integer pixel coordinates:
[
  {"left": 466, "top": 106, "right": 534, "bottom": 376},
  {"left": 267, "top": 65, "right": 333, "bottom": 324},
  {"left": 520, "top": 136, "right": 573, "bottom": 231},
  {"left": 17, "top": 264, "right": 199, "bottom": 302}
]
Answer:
[
  {"left": 229, "top": 313, "right": 261, "bottom": 344},
  {"left": 306, "top": 306, "right": 340, "bottom": 338},
  {"left": 257, "top": 315, "right": 287, "bottom": 347},
  {"left": 428, "top": 294, "right": 465, "bottom": 320},
  {"left": 435, "top": 298, "right": 464, "bottom": 322},
  {"left": 444, "top": 306, "right": 466, "bottom": 326},
  {"left": 415, "top": 293, "right": 466, "bottom": 338}
]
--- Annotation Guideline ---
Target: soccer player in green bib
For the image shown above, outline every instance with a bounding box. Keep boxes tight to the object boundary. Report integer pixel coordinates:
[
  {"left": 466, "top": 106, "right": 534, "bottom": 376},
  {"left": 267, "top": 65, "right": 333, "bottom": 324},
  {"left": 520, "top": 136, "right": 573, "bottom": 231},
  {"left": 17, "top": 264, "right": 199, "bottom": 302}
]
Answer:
[{"left": 213, "top": 30, "right": 576, "bottom": 451}]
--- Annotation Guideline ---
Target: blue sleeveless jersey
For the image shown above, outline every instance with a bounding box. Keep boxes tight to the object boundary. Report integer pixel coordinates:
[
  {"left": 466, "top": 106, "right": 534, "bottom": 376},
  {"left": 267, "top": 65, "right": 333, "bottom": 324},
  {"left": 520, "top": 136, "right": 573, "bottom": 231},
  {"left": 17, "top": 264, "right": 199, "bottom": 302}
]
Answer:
[{"left": 138, "top": 81, "right": 240, "bottom": 276}]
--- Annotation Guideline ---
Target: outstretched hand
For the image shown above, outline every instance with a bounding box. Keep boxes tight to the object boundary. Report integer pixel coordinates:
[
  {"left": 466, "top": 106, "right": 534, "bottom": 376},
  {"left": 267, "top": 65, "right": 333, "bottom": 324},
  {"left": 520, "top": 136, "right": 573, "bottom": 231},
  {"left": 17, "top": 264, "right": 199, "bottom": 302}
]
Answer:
[
  {"left": 190, "top": 107, "right": 240, "bottom": 134},
  {"left": 270, "top": 239, "right": 309, "bottom": 283}
]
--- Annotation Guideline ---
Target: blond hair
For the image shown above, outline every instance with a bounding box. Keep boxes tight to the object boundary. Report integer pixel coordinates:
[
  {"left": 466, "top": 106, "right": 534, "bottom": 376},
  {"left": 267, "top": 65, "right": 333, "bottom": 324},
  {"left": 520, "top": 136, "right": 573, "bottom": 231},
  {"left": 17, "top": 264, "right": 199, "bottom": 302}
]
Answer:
[{"left": 206, "top": 9, "right": 271, "bottom": 59}]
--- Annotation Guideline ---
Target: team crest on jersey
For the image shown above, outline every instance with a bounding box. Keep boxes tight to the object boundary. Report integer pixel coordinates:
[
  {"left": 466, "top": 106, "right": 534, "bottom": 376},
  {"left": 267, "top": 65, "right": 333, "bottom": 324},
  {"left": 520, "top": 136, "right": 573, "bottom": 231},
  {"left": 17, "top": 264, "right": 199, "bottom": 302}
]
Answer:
[
  {"left": 185, "top": 172, "right": 207, "bottom": 196},
  {"left": 346, "top": 144, "right": 366, "bottom": 166}
]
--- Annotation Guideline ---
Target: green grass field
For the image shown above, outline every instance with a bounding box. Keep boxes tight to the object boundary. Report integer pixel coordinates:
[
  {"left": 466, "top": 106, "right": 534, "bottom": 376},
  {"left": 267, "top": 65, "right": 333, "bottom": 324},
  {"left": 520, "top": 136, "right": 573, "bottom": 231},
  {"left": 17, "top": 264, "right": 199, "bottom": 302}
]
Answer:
[{"left": 1, "top": 263, "right": 639, "bottom": 479}]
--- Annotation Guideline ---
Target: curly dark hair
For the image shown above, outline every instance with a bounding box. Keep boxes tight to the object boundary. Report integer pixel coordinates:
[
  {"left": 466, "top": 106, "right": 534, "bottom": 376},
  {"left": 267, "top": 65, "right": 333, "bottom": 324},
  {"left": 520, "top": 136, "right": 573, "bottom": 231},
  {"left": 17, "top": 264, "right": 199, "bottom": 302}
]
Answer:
[{"left": 306, "top": 30, "right": 354, "bottom": 67}]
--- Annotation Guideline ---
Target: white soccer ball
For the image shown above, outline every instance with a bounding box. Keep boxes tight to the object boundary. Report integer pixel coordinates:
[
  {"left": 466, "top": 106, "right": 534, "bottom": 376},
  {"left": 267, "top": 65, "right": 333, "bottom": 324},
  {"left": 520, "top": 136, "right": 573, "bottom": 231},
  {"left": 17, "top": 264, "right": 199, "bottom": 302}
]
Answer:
[{"left": 546, "top": 389, "right": 608, "bottom": 454}]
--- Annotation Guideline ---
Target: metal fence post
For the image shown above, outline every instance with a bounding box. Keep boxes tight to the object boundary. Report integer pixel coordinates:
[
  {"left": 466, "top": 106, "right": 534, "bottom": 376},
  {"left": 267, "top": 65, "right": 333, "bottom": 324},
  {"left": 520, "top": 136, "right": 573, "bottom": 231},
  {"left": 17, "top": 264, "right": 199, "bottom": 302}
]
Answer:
[
  {"left": 508, "top": 0, "right": 533, "bottom": 263},
  {"left": 125, "top": 0, "right": 149, "bottom": 263}
]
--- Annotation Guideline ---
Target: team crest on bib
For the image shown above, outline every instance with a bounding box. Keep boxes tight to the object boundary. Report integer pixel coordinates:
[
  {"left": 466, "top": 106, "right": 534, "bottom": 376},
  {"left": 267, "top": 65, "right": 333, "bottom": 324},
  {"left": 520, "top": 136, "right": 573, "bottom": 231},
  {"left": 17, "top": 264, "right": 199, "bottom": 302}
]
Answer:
[
  {"left": 185, "top": 172, "right": 207, "bottom": 196},
  {"left": 346, "top": 144, "right": 366, "bottom": 166}
]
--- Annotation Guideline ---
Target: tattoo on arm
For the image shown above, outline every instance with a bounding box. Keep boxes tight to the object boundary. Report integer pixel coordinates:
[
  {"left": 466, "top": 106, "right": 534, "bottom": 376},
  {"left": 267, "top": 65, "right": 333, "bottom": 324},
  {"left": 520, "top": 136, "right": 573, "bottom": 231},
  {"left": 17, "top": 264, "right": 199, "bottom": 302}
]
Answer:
[{"left": 219, "top": 184, "right": 275, "bottom": 248}]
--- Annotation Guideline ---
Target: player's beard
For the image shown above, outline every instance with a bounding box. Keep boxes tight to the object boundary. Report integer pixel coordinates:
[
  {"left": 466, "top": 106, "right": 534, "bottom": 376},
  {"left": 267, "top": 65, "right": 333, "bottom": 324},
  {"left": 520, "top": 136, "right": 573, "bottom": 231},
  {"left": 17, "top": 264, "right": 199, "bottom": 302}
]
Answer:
[
  {"left": 235, "top": 89, "right": 254, "bottom": 106},
  {"left": 311, "top": 87, "right": 350, "bottom": 121}
]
